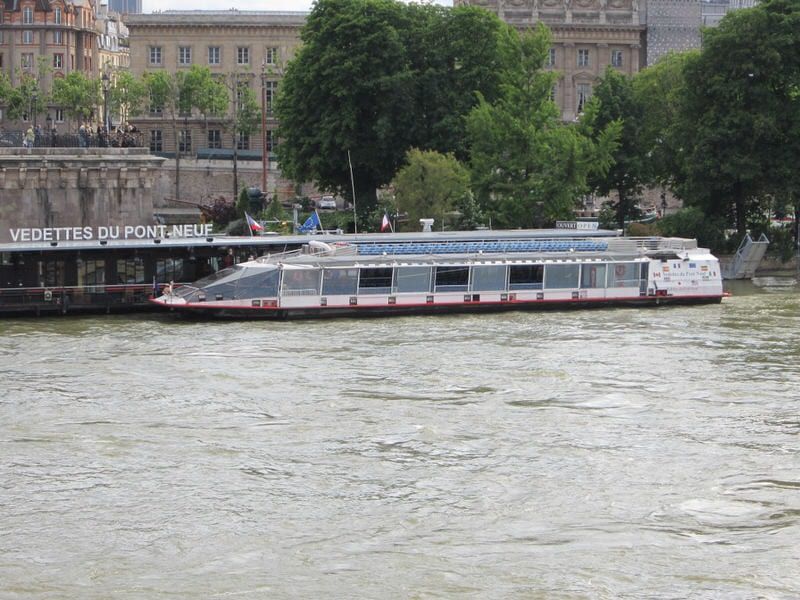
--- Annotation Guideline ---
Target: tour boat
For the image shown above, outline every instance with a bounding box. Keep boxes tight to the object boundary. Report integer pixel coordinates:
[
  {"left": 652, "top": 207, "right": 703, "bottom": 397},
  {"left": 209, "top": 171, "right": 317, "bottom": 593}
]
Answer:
[{"left": 151, "top": 236, "right": 724, "bottom": 319}]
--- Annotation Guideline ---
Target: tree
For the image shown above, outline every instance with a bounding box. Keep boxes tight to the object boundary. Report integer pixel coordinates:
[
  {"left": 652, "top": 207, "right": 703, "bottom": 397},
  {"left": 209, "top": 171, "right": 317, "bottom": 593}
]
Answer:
[
  {"left": 51, "top": 72, "right": 100, "bottom": 131},
  {"left": 632, "top": 51, "right": 695, "bottom": 191},
  {"left": 466, "top": 24, "right": 620, "bottom": 228},
  {"left": 392, "top": 149, "right": 472, "bottom": 231},
  {"left": 276, "top": 0, "right": 514, "bottom": 222},
  {"left": 277, "top": 0, "right": 415, "bottom": 219},
  {"left": 588, "top": 67, "right": 647, "bottom": 230},
  {"left": 109, "top": 71, "right": 148, "bottom": 125},
  {"left": 145, "top": 66, "right": 227, "bottom": 201},
  {"left": 677, "top": 0, "right": 800, "bottom": 236},
  {"left": 4, "top": 72, "right": 48, "bottom": 126},
  {"left": 225, "top": 77, "right": 260, "bottom": 199}
]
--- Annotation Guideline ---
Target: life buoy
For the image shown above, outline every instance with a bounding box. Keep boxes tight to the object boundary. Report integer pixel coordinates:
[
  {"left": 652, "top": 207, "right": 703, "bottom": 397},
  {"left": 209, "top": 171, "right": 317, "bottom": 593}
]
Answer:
[{"left": 615, "top": 264, "right": 626, "bottom": 278}]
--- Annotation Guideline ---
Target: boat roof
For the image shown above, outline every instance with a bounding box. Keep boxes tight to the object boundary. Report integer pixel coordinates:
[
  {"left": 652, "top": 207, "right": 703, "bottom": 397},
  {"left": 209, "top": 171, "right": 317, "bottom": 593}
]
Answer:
[{"left": 0, "top": 228, "right": 619, "bottom": 254}]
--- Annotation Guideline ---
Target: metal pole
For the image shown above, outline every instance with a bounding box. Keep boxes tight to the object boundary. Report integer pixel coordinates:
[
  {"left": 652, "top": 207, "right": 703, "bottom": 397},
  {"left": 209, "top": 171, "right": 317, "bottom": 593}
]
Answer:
[
  {"left": 348, "top": 149, "right": 358, "bottom": 234},
  {"left": 260, "top": 65, "right": 267, "bottom": 197}
]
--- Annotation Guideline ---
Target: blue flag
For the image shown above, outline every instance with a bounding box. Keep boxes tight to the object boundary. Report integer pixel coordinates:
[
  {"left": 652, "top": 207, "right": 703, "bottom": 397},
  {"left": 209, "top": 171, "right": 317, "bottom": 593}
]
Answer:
[{"left": 298, "top": 211, "right": 321, "bottom": 233}]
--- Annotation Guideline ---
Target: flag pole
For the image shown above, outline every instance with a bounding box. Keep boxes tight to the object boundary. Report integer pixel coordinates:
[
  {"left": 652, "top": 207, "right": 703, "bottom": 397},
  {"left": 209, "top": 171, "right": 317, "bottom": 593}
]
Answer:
[{"left": 348, "top": 149, "right": 358, "bottom": 234}]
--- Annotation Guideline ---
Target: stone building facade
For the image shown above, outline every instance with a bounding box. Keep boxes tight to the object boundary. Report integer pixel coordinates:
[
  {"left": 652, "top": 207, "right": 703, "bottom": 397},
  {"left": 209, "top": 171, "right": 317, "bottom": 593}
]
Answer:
[
  {"left": 125, "top": 10, "right": 306, "bottom": 200},
  {"left": 97, "top": 2, "right": 129, "bottom": 72},
  {"left": 0, "top": 0, "right": 98, "bottom": 86},
  {"left": 455, "top": 0, "right": 646, "bottom": 120}
]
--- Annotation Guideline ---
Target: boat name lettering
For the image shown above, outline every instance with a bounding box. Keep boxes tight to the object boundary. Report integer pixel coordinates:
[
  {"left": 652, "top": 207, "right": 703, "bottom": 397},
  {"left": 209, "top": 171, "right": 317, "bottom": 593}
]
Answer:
[{"left": 9, "top": 224, "right": 213, "bottom": 242}]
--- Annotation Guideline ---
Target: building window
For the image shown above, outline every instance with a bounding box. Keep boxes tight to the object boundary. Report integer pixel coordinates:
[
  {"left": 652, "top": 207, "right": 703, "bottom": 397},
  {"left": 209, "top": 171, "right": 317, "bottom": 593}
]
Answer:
[
  {"left": 577, "top": 83, "right": 592, "bottom": 113},
  {"left": 178, "top": 46, "right": 192, "bottom": 66},
  {"left": 208, "top": 46, "right": 220, "bottom": 65},
  {"left": 611, "top": 49, "right": 623, "bottom": 68},
  {"left": 149, "top": 98, "right": 162, "bottom": 116},
  {"left": 577, "top": 48, "right": 589, "bottom": 68},
  {"left": 207, "top": 129, "right": 221, "bottom": 149},
  {"left": 265, "top": 47, "right": 277, "bottom": 65},
  {"left": 53, "top": 53, "right": 63, "bottom": 69},
  {"left": 116, "top": 258, "right": 145, "bottom": 284},
  {"left": 54, "top": 7, "right": 62, "bottom": 24},
  {"left": 237, "top": 132, "right": 249, "bottom": 150},
  {"left": 55, "top": 108, "right": 64, "bottom": 122},
  {"left": 23, "top": 5, "right": 33, "bottom": 24},
  {"left": 21, "top": 53, "right": 33, "bottom": 69},
  {"left": 237, "top": 46, "right": 249, "bottom": 65},
  {"left": 178, "top": 130, "right": 192, "bottom": 153},
  {"left": 546, "top": 48, "right": 555, "bottom": 68},
  {"left": 149, "top": 46, "right": 162, "bottom": 66},
  {"left": 149, "top": 129, "right": 163, "bottom": 152},
  {"left": 23, "top": 30, "right": 33, "bottom": 44},
  {"left": 265, "top": 129, "right": 275, "bottom": 152},
  {"left": 54, "top": 29, "right": 63, "bottom": 45},
  {"left": 264, "top": 80, "right": 277, "bottom": 113}
]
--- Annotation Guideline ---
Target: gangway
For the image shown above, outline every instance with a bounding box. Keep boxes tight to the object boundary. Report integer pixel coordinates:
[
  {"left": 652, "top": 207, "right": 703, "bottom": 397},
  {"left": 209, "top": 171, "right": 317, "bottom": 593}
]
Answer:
[{"left": 723, "top": 233, "right": 769, "bottom": 279}]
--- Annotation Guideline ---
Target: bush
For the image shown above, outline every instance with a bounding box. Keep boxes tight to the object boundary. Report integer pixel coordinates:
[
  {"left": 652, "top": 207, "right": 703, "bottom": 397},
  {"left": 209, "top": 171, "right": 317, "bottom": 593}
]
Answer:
[
  {"left": 201, "top": 196, "right": 237, "bottom": 229},
  {"left": 657, "top": 207, "right": 728, "bottom": 252}
]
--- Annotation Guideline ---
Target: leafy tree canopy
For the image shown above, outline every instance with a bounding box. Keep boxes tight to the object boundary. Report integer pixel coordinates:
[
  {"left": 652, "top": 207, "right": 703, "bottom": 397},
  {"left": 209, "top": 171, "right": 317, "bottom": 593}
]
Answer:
[
  {"left": 51, "top": 71, "right": 100, "bottom": 124},
  {"left": 466, "top": 24, "right": 620, "bottom": 228},
  {"left": 392, "top": 148, "right": 472, "bottom": 231},
  {"left": 276, "top": 0, "right": 514, "bottom": 217}
]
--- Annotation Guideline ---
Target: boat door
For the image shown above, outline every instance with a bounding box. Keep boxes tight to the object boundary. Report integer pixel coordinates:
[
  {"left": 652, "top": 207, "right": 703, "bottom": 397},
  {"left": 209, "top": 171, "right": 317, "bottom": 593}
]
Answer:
[{"left": 639, "top": 261, "right": 649, "bottom": 296}]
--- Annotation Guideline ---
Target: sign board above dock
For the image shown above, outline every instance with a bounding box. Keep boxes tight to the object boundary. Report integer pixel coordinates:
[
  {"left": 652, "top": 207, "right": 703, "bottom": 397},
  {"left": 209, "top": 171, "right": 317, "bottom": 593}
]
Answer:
[
  {"left": 8, "top": 224, "right": 214, "bottom": 243},
  {"left": 556, "top": 221, "right": 599, "bottom": 231}
]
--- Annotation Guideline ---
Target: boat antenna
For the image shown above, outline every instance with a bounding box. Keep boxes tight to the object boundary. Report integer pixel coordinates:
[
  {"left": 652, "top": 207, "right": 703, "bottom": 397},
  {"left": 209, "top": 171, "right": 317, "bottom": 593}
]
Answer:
[{"left": 348, "top": 149, "right": 358, "bottom": 234}]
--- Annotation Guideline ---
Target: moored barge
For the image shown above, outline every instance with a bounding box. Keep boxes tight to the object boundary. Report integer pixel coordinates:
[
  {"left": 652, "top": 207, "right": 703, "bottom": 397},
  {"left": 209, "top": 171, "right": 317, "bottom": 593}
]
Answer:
[{"left": 153, "top": 236, "right": 724, "bottom": 319}]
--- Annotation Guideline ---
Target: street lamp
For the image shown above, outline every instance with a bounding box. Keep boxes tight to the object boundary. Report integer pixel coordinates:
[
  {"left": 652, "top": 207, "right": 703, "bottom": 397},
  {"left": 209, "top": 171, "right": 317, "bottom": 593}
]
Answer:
[
  {"left": 45, "top": 114, "right": 52, "bottom": 147},
  {"left": 101, "top": 71, "right": 111, "bottom": 133},
  {"left": 260, "top": 61, "right": 268, "bottom": 197},
  {"left": 31, "top": 89, "right": 38, "bottom": 131}
]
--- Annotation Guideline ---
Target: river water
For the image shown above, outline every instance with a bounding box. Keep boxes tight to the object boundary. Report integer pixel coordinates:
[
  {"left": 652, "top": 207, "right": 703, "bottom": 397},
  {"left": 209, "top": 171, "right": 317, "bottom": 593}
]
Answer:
[{"left": 1, "top": 277, "right": 799, "bottom": 598}]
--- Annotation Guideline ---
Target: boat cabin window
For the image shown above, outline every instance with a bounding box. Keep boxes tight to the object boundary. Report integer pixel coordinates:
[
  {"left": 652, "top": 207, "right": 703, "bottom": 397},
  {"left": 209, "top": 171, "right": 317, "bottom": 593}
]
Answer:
[
  {"left": 156, "top": 258, "right": 185, "bottom": 283},
  {"left": 197, "top": 267, "right": 246, "bottom": 299},
  {"left": 394, "top": 266, "right": 431, "bottom": 293},
  {"left": 580, "top": 263, "right": 606, "bottom": 289},
  {"left": 322, "top": 268, "right": 359, "bottom": 296},
  {"left": 358, "top": 267, "right": 393, "bottom": 294},
  {"left": 234, "top": 268, "right": 280, "bottom": 299},
  {"left": 282, "top": 268, "right": 321, "bottom": 296},
  {"left": 509, "top": 264, "right": 544, "bottom": 290},
  {"left": 609, "top": 262, "right": 639, "bottom": 287},
  {"left": 117, "top": 258, "right": 145, "bottom": 284},
  {"left": 544, "top": 263, "right": 579, "bottom": 289},
  {"left": 77, "top": 259, "right": 106, "bottom": 291},
  {"left": 435, "top": 266, "right": 469, "bottom": 292},
  {"left": 39, "top": 259, "right": 65, "bottom": 287},
  {"left": 471, "top": 265, "right": 507, "bottom": 291}
]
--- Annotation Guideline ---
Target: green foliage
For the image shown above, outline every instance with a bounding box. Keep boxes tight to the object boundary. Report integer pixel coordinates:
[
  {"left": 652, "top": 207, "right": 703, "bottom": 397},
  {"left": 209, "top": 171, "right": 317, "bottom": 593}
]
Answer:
[
  {"left": 588, "top": 67, "right": 646, "bottom": 229},
  {"left": 51, "top": 72, "right": 100, "bottom": 124},
  {"left": 677, "top": 0, "right": 800, "bottom": 235},
  {"left": 236, "top": 187, "right": 250, "bottom": 218},
  {"left": 392, "top": 148, "right": 471, "bottom": 231},
  {"left": 109, "top": 71, "right": 147, "bottom": 122},
  {"left": 632, "top": 51, "right": 695, "bottom": 189},
  {"left": 276, "top": 0, "right": 513, "bottom": 219},
  {"left": 466, "top": 25, "right": 620, "bottom": 228},
  {"left": 261, "top": 198, "right": 292, "bottom": 233},
  {"left": 4, "top": 73, "right": 48, "bottom": 123},
  {"left": 200, "top": 196, "right": 237, "bottom": 229},
  {"left": 656, "top": 207, "right": 728, "bottom": 252},
  {"left": 230, "top": 81, "right": 260, "bottom": 139}
]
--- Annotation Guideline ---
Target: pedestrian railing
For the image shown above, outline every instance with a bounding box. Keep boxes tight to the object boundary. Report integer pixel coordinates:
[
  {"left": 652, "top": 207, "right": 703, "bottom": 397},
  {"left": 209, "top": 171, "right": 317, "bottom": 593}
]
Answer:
[{"left": 1, "top": 129, "right": 143, "bottom": 149}]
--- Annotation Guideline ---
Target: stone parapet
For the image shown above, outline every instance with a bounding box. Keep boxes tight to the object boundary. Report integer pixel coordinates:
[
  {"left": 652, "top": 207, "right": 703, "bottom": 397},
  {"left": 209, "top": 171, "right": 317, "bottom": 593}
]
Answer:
[{"left": 0, "top": 149, "right": 166, "bottom": 244}]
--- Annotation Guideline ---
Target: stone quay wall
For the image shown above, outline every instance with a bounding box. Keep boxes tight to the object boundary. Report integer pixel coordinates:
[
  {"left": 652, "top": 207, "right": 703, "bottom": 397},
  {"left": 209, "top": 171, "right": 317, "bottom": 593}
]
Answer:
[{"left": 0, "top": 148, "right": 166, "bottom": 244}]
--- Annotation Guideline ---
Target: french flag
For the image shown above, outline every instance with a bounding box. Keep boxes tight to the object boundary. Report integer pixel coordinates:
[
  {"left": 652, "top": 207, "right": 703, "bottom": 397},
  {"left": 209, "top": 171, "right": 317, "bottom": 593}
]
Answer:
[
  {"left": 381, "top": 213, "right": 392, "bottom": 232},
  {"left": 245, "top": 212, "right": 264, "bottom": 233}
]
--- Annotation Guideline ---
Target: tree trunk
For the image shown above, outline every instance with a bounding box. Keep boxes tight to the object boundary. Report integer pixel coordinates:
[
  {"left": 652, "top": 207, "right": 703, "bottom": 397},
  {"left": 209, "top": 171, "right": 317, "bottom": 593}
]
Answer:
[
  {"left": 617, "top": 187, "right": 627, "bottom": 231},
  {"left": 733, "top": 179, "right": 746, "bottom": 237},
  {"left": 173, "top": 117, "right": 180, "bottom": 201},
  {"left": 232, "top": 132, "right": 239, "bottom": 201}
]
